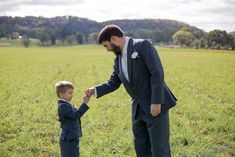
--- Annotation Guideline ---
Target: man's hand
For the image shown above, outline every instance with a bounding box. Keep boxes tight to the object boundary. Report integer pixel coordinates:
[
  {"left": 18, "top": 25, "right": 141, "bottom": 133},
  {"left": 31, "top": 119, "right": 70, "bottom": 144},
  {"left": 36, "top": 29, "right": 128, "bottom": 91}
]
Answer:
[
  {"left": 150, "top": 104, "right": 161, "bottom": 117},
  {"left": 85, "top": 87, "right": 95, "bottom": 97}
]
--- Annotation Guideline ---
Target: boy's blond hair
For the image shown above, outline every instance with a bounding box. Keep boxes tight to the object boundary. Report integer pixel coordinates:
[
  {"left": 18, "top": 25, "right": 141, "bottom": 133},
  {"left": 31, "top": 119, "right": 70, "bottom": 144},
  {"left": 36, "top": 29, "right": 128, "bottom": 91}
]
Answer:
[{"left": 55, "top": 81, "right": 74, "bottom": 97}]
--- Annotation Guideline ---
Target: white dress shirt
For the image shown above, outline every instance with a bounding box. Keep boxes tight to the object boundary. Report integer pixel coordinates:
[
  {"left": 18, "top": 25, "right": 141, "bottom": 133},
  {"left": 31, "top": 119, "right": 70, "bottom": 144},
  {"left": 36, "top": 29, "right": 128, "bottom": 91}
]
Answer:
[{"left": 121, "top": 37, "right": 130, "bottom": 81}]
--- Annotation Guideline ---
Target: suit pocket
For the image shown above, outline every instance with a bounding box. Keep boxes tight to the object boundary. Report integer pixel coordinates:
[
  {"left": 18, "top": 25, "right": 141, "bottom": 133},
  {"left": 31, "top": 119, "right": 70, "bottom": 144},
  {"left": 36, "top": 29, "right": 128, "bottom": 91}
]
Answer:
[
  {"left": 132, "top": 58, "right": 149, "bottom": 77},
  {"left": 132, "top": 57, "right": 143, "bottom": 65}
]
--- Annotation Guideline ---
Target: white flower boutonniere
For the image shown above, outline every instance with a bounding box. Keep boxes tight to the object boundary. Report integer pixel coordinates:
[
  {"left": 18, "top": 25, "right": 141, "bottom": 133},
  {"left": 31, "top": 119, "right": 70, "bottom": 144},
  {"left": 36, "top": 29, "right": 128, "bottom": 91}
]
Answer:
[{"left": 131, "top": 51, "right": 139, "bottom": 59}]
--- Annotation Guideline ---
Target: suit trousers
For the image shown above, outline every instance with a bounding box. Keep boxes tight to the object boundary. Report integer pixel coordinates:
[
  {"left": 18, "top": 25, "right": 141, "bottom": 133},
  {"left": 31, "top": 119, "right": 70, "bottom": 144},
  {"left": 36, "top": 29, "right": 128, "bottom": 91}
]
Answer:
[
  {"left": 60, "top": 139, "right": 80, "bottom": 157},
  {"left": 132, "top": 104, "right": 171, "bottom": 157}
]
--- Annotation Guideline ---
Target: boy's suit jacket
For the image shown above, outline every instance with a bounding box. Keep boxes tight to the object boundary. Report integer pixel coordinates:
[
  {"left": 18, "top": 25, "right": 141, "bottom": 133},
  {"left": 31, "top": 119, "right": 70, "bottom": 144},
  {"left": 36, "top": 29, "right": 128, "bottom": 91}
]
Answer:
[
  {"left": 96, "top": 38, "right": 177, "bottom": 117},
  {"left": 58, "top": 100, "right": 89, "bottom": 141}
]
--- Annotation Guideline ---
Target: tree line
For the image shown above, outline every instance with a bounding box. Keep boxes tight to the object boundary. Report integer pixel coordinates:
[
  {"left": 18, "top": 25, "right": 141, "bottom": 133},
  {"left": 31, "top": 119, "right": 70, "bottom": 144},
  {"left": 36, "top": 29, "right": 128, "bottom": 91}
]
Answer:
[
  {"left": 0, "top": 16, "right": 234, "bottom": 50},
  {"left": 172, "top": 28, "right": 235, "bottom": 50}
]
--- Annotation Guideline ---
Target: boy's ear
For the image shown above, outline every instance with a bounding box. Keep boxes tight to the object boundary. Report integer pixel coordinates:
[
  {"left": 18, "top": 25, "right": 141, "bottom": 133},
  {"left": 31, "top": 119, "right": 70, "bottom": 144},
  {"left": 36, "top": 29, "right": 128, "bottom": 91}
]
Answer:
[{"left": 58, "top": 92, "right": 62, "bottom": 98}]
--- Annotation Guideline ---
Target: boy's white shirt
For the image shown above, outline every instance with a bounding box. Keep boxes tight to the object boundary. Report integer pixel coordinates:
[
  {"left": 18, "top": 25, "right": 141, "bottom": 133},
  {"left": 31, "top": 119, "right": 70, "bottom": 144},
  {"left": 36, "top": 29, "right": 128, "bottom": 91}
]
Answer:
[{"left": 58, "top": 98, "right": 70, "bottom": 104}]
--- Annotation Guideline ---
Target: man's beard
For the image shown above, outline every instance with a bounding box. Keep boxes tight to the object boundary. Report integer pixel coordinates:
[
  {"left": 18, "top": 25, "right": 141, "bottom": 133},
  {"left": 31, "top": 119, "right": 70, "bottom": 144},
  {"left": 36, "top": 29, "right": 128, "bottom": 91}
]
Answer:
[{"left": 111, "top": 43, "right": 122, "bottom": 56}]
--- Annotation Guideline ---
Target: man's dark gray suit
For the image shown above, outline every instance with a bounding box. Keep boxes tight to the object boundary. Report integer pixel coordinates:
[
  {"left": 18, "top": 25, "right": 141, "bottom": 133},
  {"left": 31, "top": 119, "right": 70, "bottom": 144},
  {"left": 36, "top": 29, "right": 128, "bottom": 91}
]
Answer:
[{"left": 95, "top": 38, "right": 177, "bottom": 157}]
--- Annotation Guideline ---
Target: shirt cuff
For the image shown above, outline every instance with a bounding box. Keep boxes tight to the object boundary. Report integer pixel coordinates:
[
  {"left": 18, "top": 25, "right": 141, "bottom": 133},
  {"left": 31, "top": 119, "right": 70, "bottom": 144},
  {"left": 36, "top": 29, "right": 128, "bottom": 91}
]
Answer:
[{"left": 94, "top": 86, "right": 98, "bottom": 98}]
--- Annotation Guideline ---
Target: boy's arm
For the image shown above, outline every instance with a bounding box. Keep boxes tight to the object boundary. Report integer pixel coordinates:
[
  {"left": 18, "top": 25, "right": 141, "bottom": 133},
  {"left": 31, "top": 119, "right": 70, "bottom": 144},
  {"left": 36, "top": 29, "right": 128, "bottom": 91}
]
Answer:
[
  {"left": 60, "top": 103, "right": 89, "bottom": 119},
  {"left": 76, "top": 103, "right": 89, "bottom": 117}
]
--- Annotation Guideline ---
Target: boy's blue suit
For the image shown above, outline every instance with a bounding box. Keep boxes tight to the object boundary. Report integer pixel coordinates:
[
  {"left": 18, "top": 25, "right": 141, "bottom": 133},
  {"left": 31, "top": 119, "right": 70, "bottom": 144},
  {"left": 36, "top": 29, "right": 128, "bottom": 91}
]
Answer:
[
  {"left": 58, "top": 99, "right": 89, "bottom": 157},
  {"left": 95, "top": 38, "right": 177, "bottom": 157}
]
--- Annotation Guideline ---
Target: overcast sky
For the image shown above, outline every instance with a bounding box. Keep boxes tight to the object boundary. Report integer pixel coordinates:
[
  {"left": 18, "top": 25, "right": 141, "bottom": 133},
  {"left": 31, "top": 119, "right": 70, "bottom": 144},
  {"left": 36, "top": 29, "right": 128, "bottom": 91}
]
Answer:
[{"left": 0, "top": 0, "right": 235, "bottom": 32}]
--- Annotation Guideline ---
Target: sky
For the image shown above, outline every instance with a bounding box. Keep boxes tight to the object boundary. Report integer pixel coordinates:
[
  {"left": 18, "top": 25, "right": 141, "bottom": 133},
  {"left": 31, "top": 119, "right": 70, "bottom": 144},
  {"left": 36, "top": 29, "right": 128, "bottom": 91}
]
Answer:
[{"left": 0, "top": 0, "right": 235, "bottom": 32}]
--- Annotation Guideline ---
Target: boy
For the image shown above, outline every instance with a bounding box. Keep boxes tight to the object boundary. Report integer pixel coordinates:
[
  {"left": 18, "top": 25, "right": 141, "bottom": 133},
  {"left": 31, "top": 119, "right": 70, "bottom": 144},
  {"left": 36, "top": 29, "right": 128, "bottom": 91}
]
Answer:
[{"left": 55, "top": 81, "right": 90, "bottom": 157}]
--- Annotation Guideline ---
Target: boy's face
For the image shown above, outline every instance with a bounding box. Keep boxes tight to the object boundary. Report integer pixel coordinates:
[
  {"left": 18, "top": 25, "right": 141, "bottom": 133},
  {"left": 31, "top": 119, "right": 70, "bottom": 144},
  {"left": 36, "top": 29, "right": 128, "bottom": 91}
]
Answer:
[{"left": 59, "top": 88, "right": 74, "bottom": 102}]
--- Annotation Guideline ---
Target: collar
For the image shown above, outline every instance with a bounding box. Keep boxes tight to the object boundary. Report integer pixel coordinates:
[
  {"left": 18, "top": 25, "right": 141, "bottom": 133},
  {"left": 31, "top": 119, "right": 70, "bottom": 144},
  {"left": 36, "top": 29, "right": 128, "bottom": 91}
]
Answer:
[
  {"left": 122, "top": 37, "right": 130, "bottom": 56},
  {"left": 58, "top": 99, "right": 74, "bottom": 107},
  {"left": 58, "top": 98, "right": 70, "bottom": 104}
]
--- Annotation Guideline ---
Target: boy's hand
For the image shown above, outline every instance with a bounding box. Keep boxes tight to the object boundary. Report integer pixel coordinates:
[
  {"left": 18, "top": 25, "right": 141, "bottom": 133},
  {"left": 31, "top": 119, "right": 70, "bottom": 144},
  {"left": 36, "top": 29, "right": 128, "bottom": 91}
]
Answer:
[
  {"left": 85, "top": 87, "right": 95, "bottom": 97},
  {"left": 83, "top": 95, "right": 90, "bottom": 104}
]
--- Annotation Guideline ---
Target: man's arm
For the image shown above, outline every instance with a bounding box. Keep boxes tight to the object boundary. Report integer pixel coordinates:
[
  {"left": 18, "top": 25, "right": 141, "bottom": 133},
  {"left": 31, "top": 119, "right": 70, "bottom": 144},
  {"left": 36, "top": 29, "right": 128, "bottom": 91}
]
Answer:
[
  {"left": 140, "top": 40, "right": 165, "bottom": 104},
  {"left": 85, "top": 60, "right": 122, "bottom": 98},
  {"left": 139, "top": 40, "right": 165, "bottom": 116}
]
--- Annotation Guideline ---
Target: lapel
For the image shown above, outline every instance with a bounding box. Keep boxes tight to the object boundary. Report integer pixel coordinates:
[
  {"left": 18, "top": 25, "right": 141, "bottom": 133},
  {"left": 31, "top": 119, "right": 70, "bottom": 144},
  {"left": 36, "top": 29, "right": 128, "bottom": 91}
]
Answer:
[
  {"left": 118, "top": 56, "right": 130, "bottom": 86},
  {"left": 118, "top": 37, "right": 134, "bottom": 87},
  {"left": 127, "top": 38, "right": 134, "bottom": 85},
  {"left": 118, "top": 55, "right": 136, "bottom": 97}
]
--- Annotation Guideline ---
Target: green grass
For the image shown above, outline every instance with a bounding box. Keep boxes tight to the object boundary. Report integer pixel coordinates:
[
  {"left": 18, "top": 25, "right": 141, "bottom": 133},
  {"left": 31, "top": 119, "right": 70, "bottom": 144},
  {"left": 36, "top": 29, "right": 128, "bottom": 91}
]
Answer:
[{"left": 0, "top": 46, "right": 234, "bottom": 157}]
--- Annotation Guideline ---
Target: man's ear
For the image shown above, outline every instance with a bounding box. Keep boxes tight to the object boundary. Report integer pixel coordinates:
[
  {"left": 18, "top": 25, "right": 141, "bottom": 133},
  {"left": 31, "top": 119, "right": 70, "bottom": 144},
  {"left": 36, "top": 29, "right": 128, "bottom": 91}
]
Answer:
[{"left": 110, "top": 36, "right": 115, "bottom": 43}]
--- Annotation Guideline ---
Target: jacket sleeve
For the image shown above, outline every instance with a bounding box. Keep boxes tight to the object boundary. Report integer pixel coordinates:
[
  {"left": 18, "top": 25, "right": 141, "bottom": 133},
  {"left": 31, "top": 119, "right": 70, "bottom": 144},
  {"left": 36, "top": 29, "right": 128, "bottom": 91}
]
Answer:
[
  {"left": 60, "top": 103, "right": 89, "bottom": 119},
  {"left": 95, "top": 58, "right": 122, "bottom": 98},
  {"left": 139, "top": 40, "right": 165, "bottom": 104}
]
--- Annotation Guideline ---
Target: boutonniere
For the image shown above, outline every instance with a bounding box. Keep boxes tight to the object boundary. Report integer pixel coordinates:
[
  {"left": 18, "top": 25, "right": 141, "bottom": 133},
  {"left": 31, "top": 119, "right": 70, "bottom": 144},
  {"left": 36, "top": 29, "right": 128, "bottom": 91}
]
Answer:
[{"left": 131, "top": 51, "right": 139, "bottom": 59}]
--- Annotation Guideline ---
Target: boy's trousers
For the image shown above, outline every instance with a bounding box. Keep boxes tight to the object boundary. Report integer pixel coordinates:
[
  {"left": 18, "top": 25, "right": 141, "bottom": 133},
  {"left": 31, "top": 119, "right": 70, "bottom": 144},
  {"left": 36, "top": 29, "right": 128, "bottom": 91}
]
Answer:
[{"left": 60, "top": 139, "right": 80, "bottom": 157}]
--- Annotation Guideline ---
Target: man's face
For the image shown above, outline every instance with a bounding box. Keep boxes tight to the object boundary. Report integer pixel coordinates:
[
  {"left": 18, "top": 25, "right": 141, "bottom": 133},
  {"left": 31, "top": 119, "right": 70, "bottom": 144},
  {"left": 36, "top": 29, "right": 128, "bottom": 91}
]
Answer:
[{"left": 102, "top": 41, "right": 121, "bottom": 56}]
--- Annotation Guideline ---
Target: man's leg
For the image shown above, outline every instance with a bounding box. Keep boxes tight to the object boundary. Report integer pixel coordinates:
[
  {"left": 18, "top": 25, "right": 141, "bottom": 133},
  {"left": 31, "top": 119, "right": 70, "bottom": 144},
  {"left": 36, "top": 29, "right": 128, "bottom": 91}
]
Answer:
[
  {"left": 146, "top": 111, "right": 171, "bottom": 157},
  {"left": 132, "top": 105, "right": 152, "bottom": 157}
]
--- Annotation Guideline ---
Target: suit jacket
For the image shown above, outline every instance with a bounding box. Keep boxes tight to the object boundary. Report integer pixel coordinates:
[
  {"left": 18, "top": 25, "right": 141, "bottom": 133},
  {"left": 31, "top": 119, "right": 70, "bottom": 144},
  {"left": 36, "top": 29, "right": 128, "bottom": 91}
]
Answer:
[
  {"left": 96, "top": 38, "right": 177, "bottom": 117},
  {"left": 58, "top": 99, "right": 89, "bottom": 141}
]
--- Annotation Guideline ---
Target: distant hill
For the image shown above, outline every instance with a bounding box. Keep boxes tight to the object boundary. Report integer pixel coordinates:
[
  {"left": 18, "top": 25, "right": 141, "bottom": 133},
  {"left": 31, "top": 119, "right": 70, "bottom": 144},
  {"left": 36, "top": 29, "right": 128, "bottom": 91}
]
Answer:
[
  {"left": 103, "top": 19, "right": 192, "bottom": 32},
  {"left": 0, "top": 16, "right": 102, "bottom": 36},
  {"left": 103, "top": 19, "right": 205, "bottom": 42},
  {"left": 230, "top": 31, "right": 235, "bottom": 37},
  {"left": 0, "top": 16, "right": 204, "bottom": 43}
]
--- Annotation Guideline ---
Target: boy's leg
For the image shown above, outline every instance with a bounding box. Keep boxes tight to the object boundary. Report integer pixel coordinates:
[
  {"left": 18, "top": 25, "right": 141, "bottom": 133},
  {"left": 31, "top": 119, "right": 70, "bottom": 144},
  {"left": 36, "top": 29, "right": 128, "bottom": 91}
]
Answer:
[
  {"left": 60, "top": 140, "right": 80, "bottom": 157},
  {"left": 74, "top": 140, "right": 80, "bottom": 157}
]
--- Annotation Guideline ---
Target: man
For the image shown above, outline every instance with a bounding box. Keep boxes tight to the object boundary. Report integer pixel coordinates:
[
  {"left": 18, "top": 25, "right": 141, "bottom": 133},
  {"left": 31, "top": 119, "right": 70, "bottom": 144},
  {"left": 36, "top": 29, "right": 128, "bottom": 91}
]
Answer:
[{"left": 85, "top": 24, "right": 177, "bottom": 157}]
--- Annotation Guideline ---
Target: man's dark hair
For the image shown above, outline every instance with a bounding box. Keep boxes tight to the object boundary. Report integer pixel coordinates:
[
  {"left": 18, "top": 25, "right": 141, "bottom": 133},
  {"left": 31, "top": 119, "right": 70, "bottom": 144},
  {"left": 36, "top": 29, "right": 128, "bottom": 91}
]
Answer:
[{"left": 97, "top": 24, "right": 124, "bottom": 44}]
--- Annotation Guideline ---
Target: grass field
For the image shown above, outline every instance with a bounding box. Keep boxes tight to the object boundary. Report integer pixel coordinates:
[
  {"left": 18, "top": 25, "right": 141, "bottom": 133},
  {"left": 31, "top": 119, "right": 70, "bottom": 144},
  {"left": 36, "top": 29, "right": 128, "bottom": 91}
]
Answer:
[{"left": 0, "top": 45, "right": 234, "bottom": 157}]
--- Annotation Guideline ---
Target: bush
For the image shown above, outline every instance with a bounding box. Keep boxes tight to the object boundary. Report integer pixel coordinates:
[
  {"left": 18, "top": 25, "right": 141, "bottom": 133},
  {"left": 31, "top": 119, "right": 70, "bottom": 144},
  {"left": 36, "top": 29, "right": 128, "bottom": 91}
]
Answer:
[{"left": 21, "top": 36, "right": 31, "bottom": 48}]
